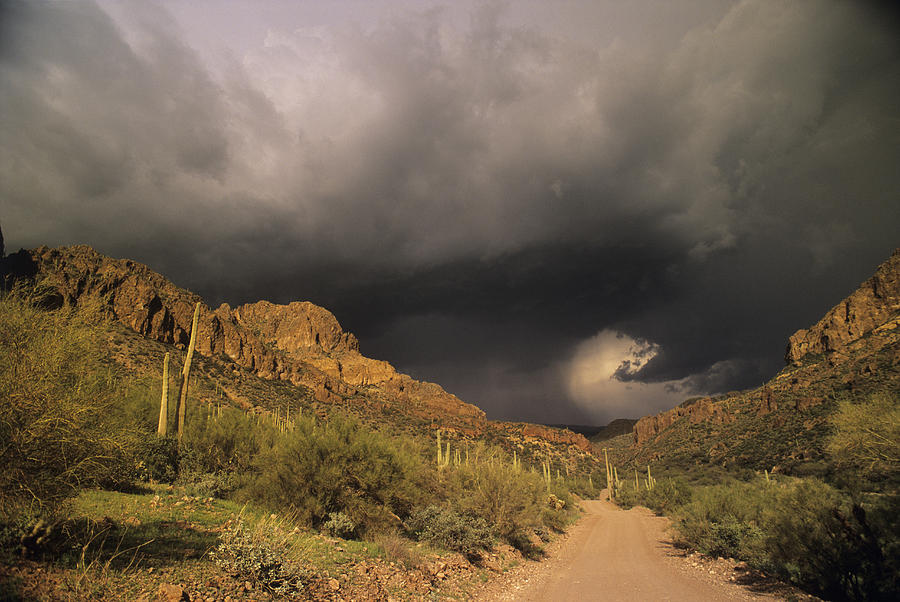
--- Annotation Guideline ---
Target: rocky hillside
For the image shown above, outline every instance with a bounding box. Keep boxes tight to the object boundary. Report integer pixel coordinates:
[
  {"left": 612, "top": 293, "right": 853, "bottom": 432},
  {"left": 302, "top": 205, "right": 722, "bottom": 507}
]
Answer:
[
  {"left": 623, "top": 248, "right": 900, "bottom": 475},
  {"left": 786, "top": 249, "right": 900, "bottom": 362},
  {"left": 589, "top": 418, "right": 638, "bottom": 443},
  {"left": 0, "top": 244, "right": 594, "bottom": 460}
]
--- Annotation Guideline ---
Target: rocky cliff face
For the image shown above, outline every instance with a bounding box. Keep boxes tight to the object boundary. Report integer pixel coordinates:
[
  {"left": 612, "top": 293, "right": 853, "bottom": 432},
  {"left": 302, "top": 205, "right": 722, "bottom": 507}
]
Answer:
[
  {"left": 519, "top": 424, "right": 593, "bottom": 453},
  {"left": 631, "top": 248, "right": 900, "bottom": 453},
  {"left": 5, "top": 245, "right": 486, "bottom": 426},
  {"left": 632, "top": 397, "right": 733, "bottom": 446},
  {"left": 786, "top": 249, "right": 900, "bottom": 363}
]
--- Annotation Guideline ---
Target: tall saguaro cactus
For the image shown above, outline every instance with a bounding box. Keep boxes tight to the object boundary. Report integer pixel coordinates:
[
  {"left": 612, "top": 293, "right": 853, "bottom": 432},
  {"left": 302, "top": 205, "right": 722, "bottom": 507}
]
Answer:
[
  {"left": 603, "top": 448, "right": 614, "bottom": 501},
  {"left": 157, "top": 352, "right": 170, "bottom": 436},
  {"left": 175, "top": 302, "right": 201, "bottom": 443}
]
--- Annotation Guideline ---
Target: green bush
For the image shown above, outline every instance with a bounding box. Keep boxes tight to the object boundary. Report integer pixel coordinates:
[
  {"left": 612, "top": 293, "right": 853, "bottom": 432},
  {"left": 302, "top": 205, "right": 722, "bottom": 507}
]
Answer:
[
  {"left": 675, "top": 480, "right": 772, "bottom": 563},
  {"left": 763, "top": 479, "right": 897, "bottom": 601},
  {"left": 211, "top": 518, "right": 307, "bottom": 596},
  {"left": 543, "top": 483, "right": 577, "bottom": 532},
  {"left": 639, "top": 477, "right": 693, "bottom": 514},
  {"left": 134, "top": 435, "right": 179, "bottom": 483},
  {"left": 182, "top": 406, "right": 278, "bottom": 475},
  {"left": 243, "top": 414, "right": 425, "bottom": 534},
  {"left": 448, "top": 461, "right": 544, "bottom": 549},
  {"left": 373, "top": 532, "right": 423, "bottom": 568},
  {"left": 407, "top": 505, "right": 493, "bottom": 557},
  {"left": 673, "top": 477, "right": 899, "bottom": 601},
  {"left": 323, "top": 512, "right": 356, "bottom": 539},
  {"left": 612, "top": 482, "right": 642, "bottom": 509},
  {"left": 0, "top": 289, "right": 139, "bottom": 519},
  {"left": 827, "top": 391, "right": 899, "bottom": 487},
  {"left": 179, "top": 471, "right": 242, "bottom": 499}
]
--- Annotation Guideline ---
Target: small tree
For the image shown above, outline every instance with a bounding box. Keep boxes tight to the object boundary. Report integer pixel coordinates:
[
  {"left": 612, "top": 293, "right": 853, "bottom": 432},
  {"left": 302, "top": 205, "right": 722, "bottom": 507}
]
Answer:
[
  {"left": 827, "top": 391, "right": 899, "bottom": 482},
  {"left": 0, "top": 289, "right": 137, "bottom": 517}
]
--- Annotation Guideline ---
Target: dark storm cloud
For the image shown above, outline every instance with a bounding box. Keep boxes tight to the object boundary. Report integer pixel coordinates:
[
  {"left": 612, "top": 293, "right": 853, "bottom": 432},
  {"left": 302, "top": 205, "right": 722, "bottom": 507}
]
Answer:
[{"left": 2, "top": 1, "right": 899, "bottom": 424}]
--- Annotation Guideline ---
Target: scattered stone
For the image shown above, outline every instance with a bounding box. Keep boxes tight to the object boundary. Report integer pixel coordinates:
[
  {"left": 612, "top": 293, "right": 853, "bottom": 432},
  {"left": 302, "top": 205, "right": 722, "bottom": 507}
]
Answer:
[{"left": 157, "top": 583, "right": 188, "bottom": 602}]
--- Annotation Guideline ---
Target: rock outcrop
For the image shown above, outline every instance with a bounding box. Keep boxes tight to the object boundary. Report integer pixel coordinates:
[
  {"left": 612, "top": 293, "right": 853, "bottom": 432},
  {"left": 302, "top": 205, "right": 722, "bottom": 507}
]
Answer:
[
  {"left": 519, "top": 424, "right": 593, "bottom": 453},
  {"left": 5, "top": 245, "right": 485, "bottom": 426},
  {"left": 786, "top": 248, "right": 900, "bottom": 363},
  {"left": 630, "top": 248, "right": 900, "bottom": 456},
  {"left": 632, "top": 397, "right": 732, "bottom": 446}
]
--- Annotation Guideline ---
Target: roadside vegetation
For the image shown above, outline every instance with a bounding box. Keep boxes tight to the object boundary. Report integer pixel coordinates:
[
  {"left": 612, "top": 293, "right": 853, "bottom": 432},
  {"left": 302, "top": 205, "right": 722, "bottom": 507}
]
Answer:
[
  {"left": 0, "top": 286, "right": 592, "bottom": 599},
  {"left": 614, "top": 391, "right": 899, "bottom": 601}
]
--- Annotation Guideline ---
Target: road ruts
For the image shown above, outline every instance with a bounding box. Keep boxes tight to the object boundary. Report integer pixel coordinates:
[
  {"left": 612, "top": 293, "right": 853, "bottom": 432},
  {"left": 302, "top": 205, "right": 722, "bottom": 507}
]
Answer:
[{"left": 495, "top": 498, "right": 780, "bottom": 602}]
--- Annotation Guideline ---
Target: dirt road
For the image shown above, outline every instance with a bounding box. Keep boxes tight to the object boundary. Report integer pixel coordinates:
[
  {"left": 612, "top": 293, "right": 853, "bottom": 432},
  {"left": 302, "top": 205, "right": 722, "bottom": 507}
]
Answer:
[{"left": 473, "top": 497, "right": 785, "bottom": 602}]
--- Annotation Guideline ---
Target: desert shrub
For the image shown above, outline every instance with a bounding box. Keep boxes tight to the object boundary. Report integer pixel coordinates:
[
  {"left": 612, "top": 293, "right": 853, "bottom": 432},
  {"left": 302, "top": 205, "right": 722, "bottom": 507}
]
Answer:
[
  {"left": 182, "top": 406, "right": 278, "bottom": 476},
  {"left": 446, "top": 461, "right": 545, "bottom": 551},
  {"left": 244, "top": 414, "right": 426, "bottom": 534},
  {"left": 543, "top": 483, "right": 577, "bottom": 532},
  {"left": 0, "top": 289, "right": 139, "bottom": 519},
  {"left": 703, "top": 518, "right": 764, "bottom": 559},
  {"left": 406, "top": 505, "right": 492, "bottom": 557},
  {"left": 675, "top": 480, "right": 773, "bottom": 563},
  {"left": 865, "top": 493, "right": 900, "bottom": 599},
  {"left": 641, "top": 477, "right": 693, "bottom": 514},
  {"left": 323, "top": 512, "right": 356, "bottom": 539},
  {"left": 673, "top": 477, "right": 899, "bottom": 601},
  {"left": 134, "top": 435, "right": 179, "bottom": 483},
  {"left": 763, "top": 479, "right": 897, "bottom": 601},
  {"left": 180, "top": 471, "right": 242, "bottom": 499},
  {"left": 540, "top": 507, "right": 568, "bottom": 533},
  {"left": 373, "top": 531, "right": 423, "bottom": 568},
  {"left": 211, "top": 517, "right": 307, "bottom": 596},
  {"left": 565, "top": 474, "right": 600, "bottom": 499},
  {"left": 612, "top": 480, "right": 642, "bottom": 509},
  {"left": 827, "top": 391, "right": 899, "bottom": 487}
]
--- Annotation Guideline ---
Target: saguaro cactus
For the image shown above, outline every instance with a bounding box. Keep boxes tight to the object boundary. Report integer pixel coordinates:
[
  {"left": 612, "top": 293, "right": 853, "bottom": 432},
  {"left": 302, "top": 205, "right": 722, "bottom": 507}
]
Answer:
[
  {"left": 604, "top": 448, "right": 614, "bottom": 501},
  {"left": 157, "top": 352, "right": 170, "bottom": 436},
  {"left": 436, "top": 430, "right": 442, "bottom": 467},
  {"left": 175, "top": 302, "right": 201, "bottom": 443},
  {"left": 436, "top": 430, "right": 452, "bottom": 469}
]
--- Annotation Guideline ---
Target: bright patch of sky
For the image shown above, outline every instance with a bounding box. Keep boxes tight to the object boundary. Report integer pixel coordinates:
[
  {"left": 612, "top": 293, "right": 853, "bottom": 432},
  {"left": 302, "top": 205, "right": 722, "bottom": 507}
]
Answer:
[{"left": 567, "top": 330, "right": 685, "bottom": 420}]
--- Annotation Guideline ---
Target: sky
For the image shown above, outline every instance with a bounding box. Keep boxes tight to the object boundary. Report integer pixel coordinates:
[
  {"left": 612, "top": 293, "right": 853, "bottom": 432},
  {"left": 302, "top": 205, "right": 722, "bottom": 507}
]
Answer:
[{"left": 2, "top": 1, "right": 899, "bottom": 425}]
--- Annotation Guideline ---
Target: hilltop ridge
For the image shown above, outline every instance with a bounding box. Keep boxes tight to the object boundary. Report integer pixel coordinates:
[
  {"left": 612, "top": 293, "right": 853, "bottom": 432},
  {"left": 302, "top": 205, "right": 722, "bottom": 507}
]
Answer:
[
  {"left": 623, "top": 248, "right": 900, "bottom": 474},
  {"left": 0, "top": 244, "right": 593, "bottom": 455},
  {"left": 786, "top": 248, "right": 900, "bottom": 363}
]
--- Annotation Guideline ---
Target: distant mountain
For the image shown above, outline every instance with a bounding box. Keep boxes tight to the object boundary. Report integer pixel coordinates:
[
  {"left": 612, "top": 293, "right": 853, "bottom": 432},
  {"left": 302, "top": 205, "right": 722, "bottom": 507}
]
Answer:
[
  {"left": 0, "top": 245, "right": 596, "bottom": 465},
  {"left": 544, "top": 420, "right": 638, "bottom": 443},
  {"left": 546, "top": 424, "right": 603, "bottom": 438},
  {"left": 589, "top": 419, "right": 638, "bottom": 443},
  {"left": 622, "top": 248, "right": 900, "bottom": 476}
]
